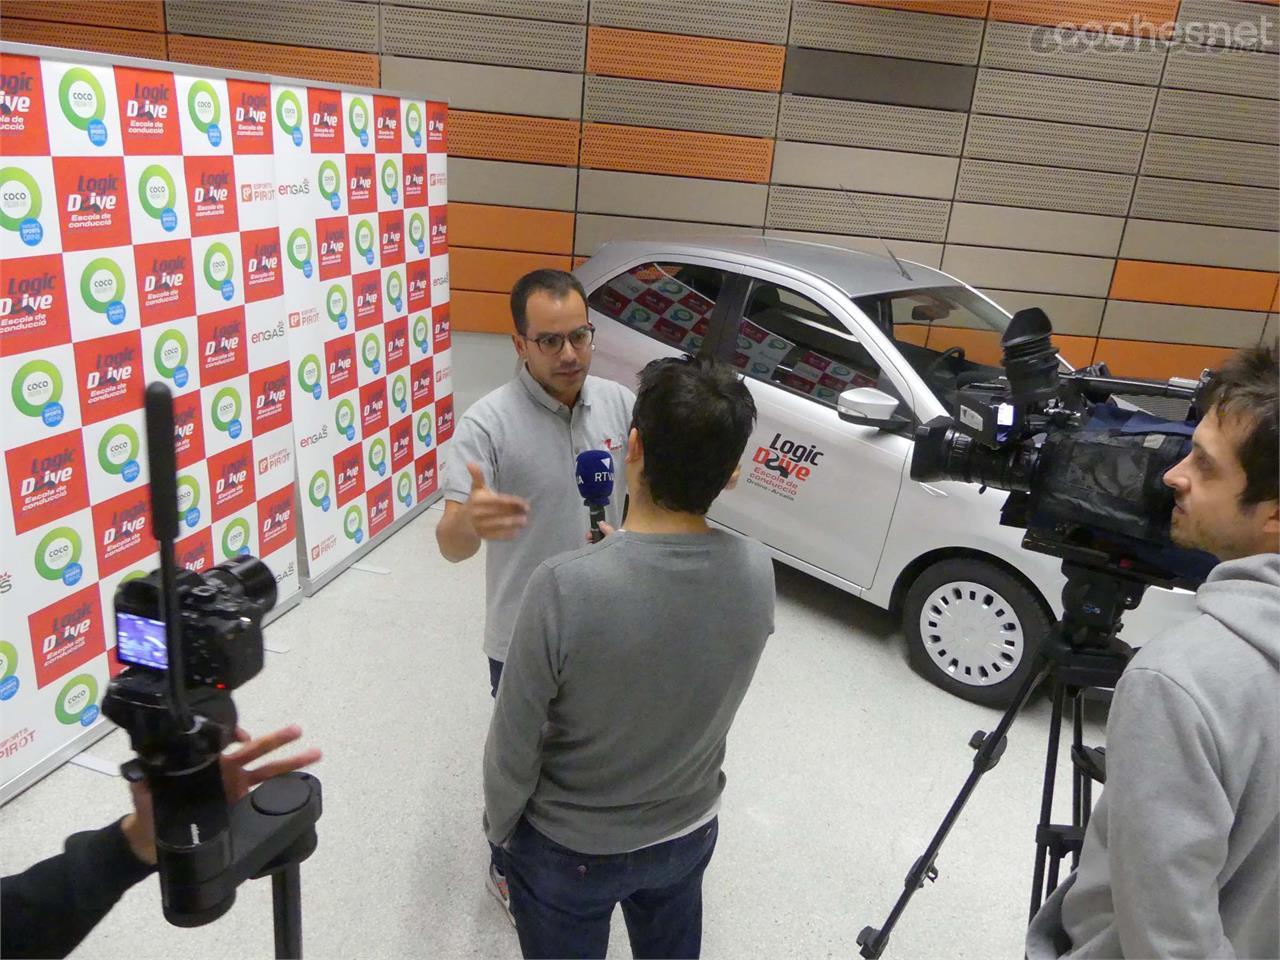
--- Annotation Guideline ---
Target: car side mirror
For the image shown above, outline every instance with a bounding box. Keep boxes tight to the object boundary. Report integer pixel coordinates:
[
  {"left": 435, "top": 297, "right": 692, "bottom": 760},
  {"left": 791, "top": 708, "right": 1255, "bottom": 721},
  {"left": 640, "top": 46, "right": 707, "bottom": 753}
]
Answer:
[{"left": 837, "top": 387, "right": 911, "bottom": 430}]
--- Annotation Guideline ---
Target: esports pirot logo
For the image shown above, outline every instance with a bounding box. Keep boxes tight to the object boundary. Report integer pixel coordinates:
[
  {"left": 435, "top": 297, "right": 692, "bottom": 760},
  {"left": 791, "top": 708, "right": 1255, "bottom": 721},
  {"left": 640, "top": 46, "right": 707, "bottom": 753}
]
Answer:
[
  {"left": 275, "top": 89, "right": 305, "bottom": 147},
  {"left": 221, "top": 516, "right": 253, "bottom": 560},
  {"left": 748, "top": 432, "right": 825, "bottom": 500},
  {"left": 80, "top": 255, "right": 128, "bottom": 326},
  {"left": 11, "top": 356, "right": 66, "bottom": 428},
  {"left": 34, "top": 525, "right": 85, "bottom": 587},
  {"left": 317, "top": 158, "right": 342, "bottom": 211},
  {"left": 202, "top": 241, "right": 236, "bottom": 302},
  {"left": 308, "top": 469, "right": 332, "bottom": 512},
  {"left": 135, "top": 239, "right": 195, "bottom": 326},
  {"left": 97, "top": 422, "right": 142, "bottom": 483},
  {"left": 176, "top": 472, "right": 203, "bottom": 529},
  {"left": 59, "top": 66, "right": 109, "bottom": 147},
  {"left": 348, "top": 96, "right": 371, "bottom": 148},
  {"left": 296, "top": 352, "right": 323, "bottom": 400},
  {"left": 0, "top": 166, "right": 45, "bottom": 247},
  {"left": 137, "top": 163, "right": 178, "bottom": 232},
  {"left": 1, "top": 55, "right": 49, "bottom": 155},
  {"left": 187, "top": 79, "right": 224, "bottom": 147},
  {"left": 92, "top": 486, "right": 152, "bottom": 576},
  {"left": 1, "top": 253, "right": 70, "bottom": 354}
]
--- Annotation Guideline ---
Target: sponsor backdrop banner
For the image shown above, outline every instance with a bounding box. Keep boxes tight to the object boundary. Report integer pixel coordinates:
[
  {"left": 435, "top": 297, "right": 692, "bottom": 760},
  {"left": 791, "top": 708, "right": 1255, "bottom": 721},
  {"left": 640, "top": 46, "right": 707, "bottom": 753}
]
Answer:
[{"left": 0, "top": 45, "right": 450, "bottom": 797}]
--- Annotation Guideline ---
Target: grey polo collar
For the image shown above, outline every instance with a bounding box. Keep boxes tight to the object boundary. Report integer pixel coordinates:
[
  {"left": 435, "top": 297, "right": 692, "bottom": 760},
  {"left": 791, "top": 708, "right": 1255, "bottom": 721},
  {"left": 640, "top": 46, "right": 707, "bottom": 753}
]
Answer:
[{"left": 518, "top": 363, "right": 593, "bottom": 414}]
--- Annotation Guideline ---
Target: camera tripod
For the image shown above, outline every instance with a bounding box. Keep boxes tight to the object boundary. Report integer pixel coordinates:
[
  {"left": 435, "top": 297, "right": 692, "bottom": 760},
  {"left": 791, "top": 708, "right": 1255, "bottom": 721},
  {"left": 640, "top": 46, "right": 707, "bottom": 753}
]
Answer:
[{"left": 856, "top": 558, "right": 1155, "bottom": 958}]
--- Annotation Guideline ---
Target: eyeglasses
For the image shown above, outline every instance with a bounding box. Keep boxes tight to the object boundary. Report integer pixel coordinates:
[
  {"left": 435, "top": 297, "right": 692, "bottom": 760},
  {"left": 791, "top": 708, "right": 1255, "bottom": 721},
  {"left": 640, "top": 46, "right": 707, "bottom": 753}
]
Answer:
[{"left": 523, "top": 323, "right": 595, "bottom": 356}]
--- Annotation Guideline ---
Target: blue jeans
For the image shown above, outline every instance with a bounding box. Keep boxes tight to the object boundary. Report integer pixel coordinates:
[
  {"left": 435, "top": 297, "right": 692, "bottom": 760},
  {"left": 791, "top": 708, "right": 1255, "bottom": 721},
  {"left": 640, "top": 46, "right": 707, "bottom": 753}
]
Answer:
[{"left": 503, "top": 816, "right": 719, "bottom": 959}]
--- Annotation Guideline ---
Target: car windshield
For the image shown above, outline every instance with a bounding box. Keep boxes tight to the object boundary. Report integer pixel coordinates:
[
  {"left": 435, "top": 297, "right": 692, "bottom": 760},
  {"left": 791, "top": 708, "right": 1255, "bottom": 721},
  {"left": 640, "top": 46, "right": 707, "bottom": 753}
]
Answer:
[{"left": 852, "top": 286, "right": 1012, "bottom": 411}]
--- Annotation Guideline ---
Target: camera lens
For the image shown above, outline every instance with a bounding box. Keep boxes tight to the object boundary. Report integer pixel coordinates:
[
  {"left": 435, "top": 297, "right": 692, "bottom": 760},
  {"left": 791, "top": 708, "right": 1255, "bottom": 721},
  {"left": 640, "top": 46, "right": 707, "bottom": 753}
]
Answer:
[{"left": 204, "top": 556, "right": 277, "bottom": 615}]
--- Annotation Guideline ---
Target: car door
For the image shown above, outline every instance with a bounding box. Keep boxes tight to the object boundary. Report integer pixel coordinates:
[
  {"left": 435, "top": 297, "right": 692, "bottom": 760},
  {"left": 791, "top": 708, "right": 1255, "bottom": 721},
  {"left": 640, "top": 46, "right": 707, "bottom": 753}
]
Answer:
[{"left": 708, "top": 272, "right": 914, "bottom": 590}]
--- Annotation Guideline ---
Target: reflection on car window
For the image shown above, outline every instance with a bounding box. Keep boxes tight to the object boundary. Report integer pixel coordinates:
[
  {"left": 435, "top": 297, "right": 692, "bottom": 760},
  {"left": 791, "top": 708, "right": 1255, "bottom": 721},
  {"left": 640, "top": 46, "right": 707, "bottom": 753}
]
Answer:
[
  {"left": 734, "top": 281, "right": 879, "bottom": 409},
  {"left": 587, "top": 261, "right": 725, "bottom": 355}
]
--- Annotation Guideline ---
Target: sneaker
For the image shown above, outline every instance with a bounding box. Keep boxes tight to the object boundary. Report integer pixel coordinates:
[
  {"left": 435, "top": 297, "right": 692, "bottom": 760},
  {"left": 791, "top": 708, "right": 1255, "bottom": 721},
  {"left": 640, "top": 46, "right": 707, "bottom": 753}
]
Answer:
[{"left": 487, "top": 863, "right": 516, "bottom": 927}]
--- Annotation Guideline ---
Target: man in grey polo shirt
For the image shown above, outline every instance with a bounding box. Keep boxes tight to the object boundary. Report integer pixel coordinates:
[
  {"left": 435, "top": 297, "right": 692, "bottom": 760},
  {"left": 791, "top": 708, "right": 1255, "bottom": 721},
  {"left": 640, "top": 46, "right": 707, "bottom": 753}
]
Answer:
[{"left": 436, "top": 268, "right": 634, "bottom": 922}]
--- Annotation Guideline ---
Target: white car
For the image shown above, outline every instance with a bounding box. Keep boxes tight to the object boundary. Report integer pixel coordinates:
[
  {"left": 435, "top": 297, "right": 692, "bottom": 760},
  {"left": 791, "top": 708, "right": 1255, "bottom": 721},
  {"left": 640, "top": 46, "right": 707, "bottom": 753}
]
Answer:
[{"left": 577, "top": 237, "right": 1195, "bottom": 706}]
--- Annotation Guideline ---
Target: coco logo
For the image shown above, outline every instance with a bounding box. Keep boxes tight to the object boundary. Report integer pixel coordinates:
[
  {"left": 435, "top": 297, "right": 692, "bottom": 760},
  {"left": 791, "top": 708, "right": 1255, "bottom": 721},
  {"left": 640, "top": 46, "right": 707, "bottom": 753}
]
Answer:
[
  {"left": 97, "top": 423, "right": 141, "bottom": 482},
  {"left": 368, "top": 437, "right": 388, "bottom": 477},
  {"left": 59, "top": 67, "right": 108, "bottom": 146},
  {"left": 153, "top": 329, "right": 190, "bottom": 387},
  {"left": 412, "top": 315, "right": 430, "bottom": 353},
  {"left": 396, "top": 470, "right": 413, "bottom": 506},
  {"left": 318, "top": 159, "right": 342, "bottom": 211},
  {"left": 308, "top": 470, "right": 332, "bottom": 512},
  {"left": 348, "top": 96, "right": 370, "bottom": 148},
  {"left": 177, "top": 473, "right": 202, "bottom": 528},
  {"left": 297, "top": 353, "right": 323, "bottom": 399},
  {"left": 416, "top": 409, "right": 433, "bottom": 447},
  {"left": 137, "top": 164, "right": 178, "bottom": 231},
  {"left": 276, "top": 90, "right": 304, "bottom": 147},
  {"left": 385, "top": 270, "right": 404, "bottom": 313},
  {"left": 361, "top": 333, "right": 382, "bottom": 375},
  {"left": 334, "top": 398, "right": 357, "bottom": 442},
  {"left": 0, "top": 639, "right": 19, "bottom": 701},
  {"left": 55, "top": 673, "right": 100, "bottom": 727},
  {"left": 210, "top": 385, "right": 243, "bottom": 438},
  {"left": 391, "top": 373, "right": 408, "bottom": 412},
  {"left": 203, "top": 242, "right": 236, "bottom": 301},
  {"left": 343, "top": 504, "right": 364, "bottom": 544},
  {"left": 408, "top": 212, "right": 426, "bottom": 255},
  {"left": 404, "top": 103, "right": 424, "bottom": 147},
  {"left": 354, "top": 218, "right": 376, "bottom": 267},
  {"left": 326, "top": 284, "right": 349, "bottom": 330},
  {"left": 286, "top": 227, "right": 314, "bottom": 278},
  {"left": 187, "top": 80, "right": 223, "bottom": 146},
  {"left": 0, "top": 166, "right": 43, "bottom": 246},
  {"left": 380, "top": 159, "right": 400, "bottom": 204},
  {"left": 221, "top": 517, "right": 252, "bottom": 559},
  {"left": 11, "top": 358, "right": 64, "bottom": 426},
  {"left": 80, "top": 257, "right": 127, "bottom": 325},
  {"left": 35, "top": 526, "right": 83, "bottom": 586}
]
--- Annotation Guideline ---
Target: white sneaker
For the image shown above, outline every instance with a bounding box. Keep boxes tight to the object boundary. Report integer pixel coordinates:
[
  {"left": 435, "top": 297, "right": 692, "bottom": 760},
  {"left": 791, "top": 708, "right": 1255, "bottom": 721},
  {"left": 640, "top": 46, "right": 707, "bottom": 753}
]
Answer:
[{"left": 487, "top": 863, "right": 516, "bottom": 927}]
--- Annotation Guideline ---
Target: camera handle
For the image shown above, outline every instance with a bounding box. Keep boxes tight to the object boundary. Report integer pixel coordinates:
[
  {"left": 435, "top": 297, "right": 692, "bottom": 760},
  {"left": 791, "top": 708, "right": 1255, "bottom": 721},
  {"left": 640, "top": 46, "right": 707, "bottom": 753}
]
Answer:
[{"left": 856, "top": 564, "right": 1143, "bottom": 958}]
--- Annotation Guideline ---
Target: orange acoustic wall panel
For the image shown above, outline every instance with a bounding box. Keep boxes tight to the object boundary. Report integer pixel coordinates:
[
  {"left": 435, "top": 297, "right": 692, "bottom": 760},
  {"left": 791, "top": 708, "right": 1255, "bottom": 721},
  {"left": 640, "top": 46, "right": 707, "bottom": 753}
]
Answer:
[
  {"left": 2, "top": 1, "right": 166, "bottom": 31},
  {"left": 581, "top": 123, "right": 773, "bottom": 183},
  {"left": 835, "top": 0, "right": 990, "bottom": 15},
  {"left": 1093, "top": 339, "right": 1236, "bottom": 381},
  {"left": 166, "top": 35, "right": 379, "bottom": 88},
  {"left": 1110, "top": 261, "right": 1280, "bottom": 312},
  {"left": 451, "top": 249, "right": 574, "bottom": 293},
  {"left": 446, "top": 111, "right": 580, "bottom": 167},
  {"left": 0, "top": 19, "right": 167, "bottom": 59},
  {"left": 450, "top": 204, "right": 576, "bottom": 256},
  {"left": 988, "top": 2, "right": 1181, "bottom": 29},
  {"left": 453, "top": 291, "right": 517, "bottom": 335},
  {"left": 587, "top": 27, "right": 784, "bottom": 92}
]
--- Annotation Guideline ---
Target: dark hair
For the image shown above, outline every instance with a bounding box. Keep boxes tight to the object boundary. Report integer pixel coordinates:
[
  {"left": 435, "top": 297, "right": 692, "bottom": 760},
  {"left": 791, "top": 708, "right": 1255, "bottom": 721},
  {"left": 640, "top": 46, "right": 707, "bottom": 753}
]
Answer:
[
  {"left": 632, "top": 356, "right": 758, "bottom": 515},
  {"left": 510, "top": 269, "right": 586, "bottom": 336},
  {"left": 1201, "top": 342, "right": 1278, "bottom": 506}
]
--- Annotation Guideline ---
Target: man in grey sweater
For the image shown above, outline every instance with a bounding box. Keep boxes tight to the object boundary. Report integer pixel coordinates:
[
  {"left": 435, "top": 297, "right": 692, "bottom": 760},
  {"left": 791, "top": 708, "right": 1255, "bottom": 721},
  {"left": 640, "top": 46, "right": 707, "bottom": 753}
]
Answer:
[
  {"left": 483, "top": 356, "right": 774, "bottom": 959},
  {"left": 1027, "top": 343, "right": 1279, "bottom": 959}
]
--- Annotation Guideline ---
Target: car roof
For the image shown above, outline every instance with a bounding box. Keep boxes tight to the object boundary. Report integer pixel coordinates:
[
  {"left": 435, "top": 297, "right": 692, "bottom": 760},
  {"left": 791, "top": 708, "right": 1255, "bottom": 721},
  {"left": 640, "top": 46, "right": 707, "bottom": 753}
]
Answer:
[{"left": 590, "top": 236, "right": 958, "bottom": 298}]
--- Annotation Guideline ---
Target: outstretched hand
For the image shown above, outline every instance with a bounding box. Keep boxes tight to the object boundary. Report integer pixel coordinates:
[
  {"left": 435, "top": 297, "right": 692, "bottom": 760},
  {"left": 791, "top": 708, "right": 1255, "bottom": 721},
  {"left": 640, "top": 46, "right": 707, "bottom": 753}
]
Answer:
[{"left": 464, "top": 462, "right": 530, "bottom": 541}]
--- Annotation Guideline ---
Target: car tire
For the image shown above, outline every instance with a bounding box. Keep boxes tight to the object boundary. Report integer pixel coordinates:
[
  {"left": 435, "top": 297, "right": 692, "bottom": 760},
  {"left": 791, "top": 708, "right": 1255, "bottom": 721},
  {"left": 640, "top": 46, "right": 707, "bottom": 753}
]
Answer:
[{"left": 903, "top": 558, "right": 1051, "bottom": 708}]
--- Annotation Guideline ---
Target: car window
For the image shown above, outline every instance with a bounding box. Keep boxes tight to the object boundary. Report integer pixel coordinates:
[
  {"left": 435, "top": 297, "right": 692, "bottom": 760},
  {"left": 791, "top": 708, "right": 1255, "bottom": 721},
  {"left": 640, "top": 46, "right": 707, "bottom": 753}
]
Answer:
[
  {"left": 586, "top": 261, "right": 726, "bottom": 355},
  {"left": 733, "top": 280, "right": 880, "bottom": 409}
]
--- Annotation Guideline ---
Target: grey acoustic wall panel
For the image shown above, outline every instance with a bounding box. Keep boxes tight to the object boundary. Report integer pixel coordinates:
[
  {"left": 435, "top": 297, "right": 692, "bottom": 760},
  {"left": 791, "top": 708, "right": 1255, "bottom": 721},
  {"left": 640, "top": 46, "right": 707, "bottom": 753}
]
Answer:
[
  {"left": 979, "top": 21, "right": 1167, "bottom": 85},
  {"left": 574, "top": 215, "right": 760, "bottom": 256},
  {"left": 947, "top": 203, "right": 1125, "bottom": 258},
  {"left": 381, "top": 6, "right": 586, "bottom": 72},
  {"left": 1265, "top": 313, "right": 1277, "bottom": 346},
  {"left": 963, "top": 116, "right": 1145, "bottom": 174},
  {"left": 1143, "top": 133, "right": 1278, "bottom": 189},
  {"left": 956, "top": 160, "right": 1134, "bottom": 217},
  {"left": 978, "top": 289, "right": 1105, "bottom": 337},
  {"left": 448, "top": 159, "right": 578, "bottom": 210},
  {"left": 1163, "top": 45, "right": 1280, "bottom": 98},
  {"left": 777, "top": 95, "right": 966, "bottom": 155},
  {"left": 584, "top": 77, "right": 778, "bottom": 138},
  {"left": 588, "top": 0, "right": 790, "bottom": 43},
  {"left": 375, "top": 0, "right": 587, "bottom": 21},
  {"left": 771, "top": 142, "right": 959, "bottom": 199},
  {"left": 783, "top": 49, "right": 977, "bottom": 112},
  {"left": 971, "top": 69, "right": 1156, "bottom": 130},
  {"left": 1101, "top": 301, "right": 1269, "bottom": 348},
  {"left": 1120, "top": 220, "right": 1280, "bottom": 271},
  {"left": 1152, "top": 89, "right": 1280, "bottom": 145},
  {"left": 1131, "top": 177, "right": 1280, "bottom": 232},
  {"left": 1176, "top": 1, "right": 1278, "bottom": 54},
  {"left": 165, "top": 0, "right": 379, "bottom": 50},
  {"left": 942, "top": 246, "right": 1115, "bottom": 297},
  {"left": 381, "top": 58, "right": 584, "bottom": 119},
  {"left": 763, "top": 229, "right": 944, "bottom": 268},
  {"left": 766, "top": 186, "right": 951, "bottom": 242},
  {"left": 577, "top": 171, "right": 768, "bottom": 226},
  {"left": 789, "top": 0, "right": 983, "bottom": 65}
]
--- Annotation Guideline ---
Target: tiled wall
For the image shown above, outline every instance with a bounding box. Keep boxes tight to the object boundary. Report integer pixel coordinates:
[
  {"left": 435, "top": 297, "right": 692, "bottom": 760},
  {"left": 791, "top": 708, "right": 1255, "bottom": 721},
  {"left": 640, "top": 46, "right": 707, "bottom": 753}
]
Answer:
[{"left": 4, "top": 0, "right": 1277, "bottom": 378}]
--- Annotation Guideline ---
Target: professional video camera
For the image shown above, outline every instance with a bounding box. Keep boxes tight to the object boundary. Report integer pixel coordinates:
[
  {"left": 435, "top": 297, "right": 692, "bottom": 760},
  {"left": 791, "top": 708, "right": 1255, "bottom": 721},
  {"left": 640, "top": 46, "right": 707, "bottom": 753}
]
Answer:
[
  {"left": 857, "top": 309, "right": 1216, "bottom": 958},
  {"left": 103, "top": 383, "right": 321, "bottom": 959}
]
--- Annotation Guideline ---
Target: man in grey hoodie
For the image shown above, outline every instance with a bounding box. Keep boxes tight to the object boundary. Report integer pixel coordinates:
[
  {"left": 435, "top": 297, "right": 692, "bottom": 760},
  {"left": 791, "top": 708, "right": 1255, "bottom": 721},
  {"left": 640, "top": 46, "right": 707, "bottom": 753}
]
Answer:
[{"left": 1027, "top": 343, "right": 1279, "bottom": 959}]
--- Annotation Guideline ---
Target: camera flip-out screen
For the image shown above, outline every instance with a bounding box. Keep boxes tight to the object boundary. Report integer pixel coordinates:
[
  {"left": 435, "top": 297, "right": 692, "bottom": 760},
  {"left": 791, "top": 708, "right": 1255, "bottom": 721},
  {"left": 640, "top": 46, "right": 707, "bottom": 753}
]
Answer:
[{"left": 116, "top": 612, "right": 169, "bottom": 670}]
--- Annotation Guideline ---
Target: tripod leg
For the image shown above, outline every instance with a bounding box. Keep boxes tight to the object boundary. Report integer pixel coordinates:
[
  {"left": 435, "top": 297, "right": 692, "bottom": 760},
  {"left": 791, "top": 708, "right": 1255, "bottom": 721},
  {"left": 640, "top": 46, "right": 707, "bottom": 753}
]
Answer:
[
  {"left": 273, "top": 864, "right": 303, "bottom": 960},
  {"left": 1030, "top": 679, "right": 1067, "bottom": 923}
]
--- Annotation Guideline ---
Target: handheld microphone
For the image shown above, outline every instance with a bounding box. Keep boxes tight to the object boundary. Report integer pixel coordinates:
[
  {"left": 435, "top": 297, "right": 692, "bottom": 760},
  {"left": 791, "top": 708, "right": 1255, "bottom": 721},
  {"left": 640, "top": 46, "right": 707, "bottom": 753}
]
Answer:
[{"left": 575, "top": 450, "right": 614, "bottom": 543}]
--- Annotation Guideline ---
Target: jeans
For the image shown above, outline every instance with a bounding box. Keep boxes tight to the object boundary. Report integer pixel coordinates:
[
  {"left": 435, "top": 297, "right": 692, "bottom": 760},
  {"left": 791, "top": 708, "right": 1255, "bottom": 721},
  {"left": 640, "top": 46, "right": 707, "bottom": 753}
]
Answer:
[
  {"left": 503, "top": 816, "right": 719, "bottom": 959},
  {"left": 488, "top": 657, "right": 504, "bottom": 876}
]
